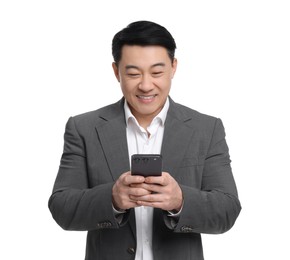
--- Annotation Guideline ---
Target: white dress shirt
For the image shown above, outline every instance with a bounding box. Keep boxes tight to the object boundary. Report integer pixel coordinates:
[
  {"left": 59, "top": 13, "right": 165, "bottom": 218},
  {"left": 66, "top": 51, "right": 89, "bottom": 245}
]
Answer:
[{"left": 124, "top": 98, "right": 169, "bottom": 260}]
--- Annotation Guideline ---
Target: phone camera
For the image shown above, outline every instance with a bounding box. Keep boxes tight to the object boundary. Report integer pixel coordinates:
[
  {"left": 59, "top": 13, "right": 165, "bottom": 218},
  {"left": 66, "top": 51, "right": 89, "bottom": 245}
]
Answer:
[{"left": 142, "top": 158, "right": 149, "bottom": 164}]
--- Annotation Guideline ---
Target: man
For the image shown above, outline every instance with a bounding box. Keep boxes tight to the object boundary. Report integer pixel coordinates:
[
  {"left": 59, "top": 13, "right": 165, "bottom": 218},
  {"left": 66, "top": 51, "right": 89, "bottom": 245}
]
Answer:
[{"left": 49, "top": 21, "right": 241, "bottom": 260}]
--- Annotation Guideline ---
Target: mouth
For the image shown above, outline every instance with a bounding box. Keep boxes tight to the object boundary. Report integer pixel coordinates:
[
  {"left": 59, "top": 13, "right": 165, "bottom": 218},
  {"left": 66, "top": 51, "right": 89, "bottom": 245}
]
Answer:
[{"left": 136, "top": 94, "right": 157, "bottom": 100}]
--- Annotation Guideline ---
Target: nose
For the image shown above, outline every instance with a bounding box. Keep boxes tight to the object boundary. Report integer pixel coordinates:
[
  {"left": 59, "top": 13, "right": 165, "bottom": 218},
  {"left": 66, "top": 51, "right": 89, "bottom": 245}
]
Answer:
[{"left": 138, "top": 74, "right": 153, "bottom": 92}]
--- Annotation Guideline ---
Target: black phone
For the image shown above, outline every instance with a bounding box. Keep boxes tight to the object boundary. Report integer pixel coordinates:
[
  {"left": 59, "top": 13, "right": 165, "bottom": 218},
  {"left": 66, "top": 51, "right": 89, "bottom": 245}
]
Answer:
[{"left": 131, "top": 154, "right": 162, "bottom": 177}]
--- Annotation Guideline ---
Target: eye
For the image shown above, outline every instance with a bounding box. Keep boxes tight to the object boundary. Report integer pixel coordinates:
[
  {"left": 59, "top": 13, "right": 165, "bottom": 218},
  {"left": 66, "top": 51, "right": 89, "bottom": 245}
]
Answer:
[
  {"left": 152, "top": 71, "right": 164, "bottom": 77},
  {"left": 127, "top": 73, "right": 140, "bottom": 78}
]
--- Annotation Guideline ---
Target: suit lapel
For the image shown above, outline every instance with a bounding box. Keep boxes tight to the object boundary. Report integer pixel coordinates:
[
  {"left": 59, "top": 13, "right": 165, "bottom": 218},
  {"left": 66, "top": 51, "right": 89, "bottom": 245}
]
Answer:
[
  {"left": 154, "top": 99, "right": 195, "bottom": 244},
  {"left": 161, "top": 99, "right": 194, "bottom": 179},
  {"left": 94, "top": 99, "right": 136, "bottom": 238},
  {"left": 95, "top": 99, "right": 130, "bottom": 181}
]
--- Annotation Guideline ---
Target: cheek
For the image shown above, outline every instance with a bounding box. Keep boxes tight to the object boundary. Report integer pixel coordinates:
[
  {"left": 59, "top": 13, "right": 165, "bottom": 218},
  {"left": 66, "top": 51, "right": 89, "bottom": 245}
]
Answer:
[
  {"left": 156, "top": 78, "right": 172, "bottom": 92},
  {"left": 120, "top": 81, "right": 137, "bottom": 96}
]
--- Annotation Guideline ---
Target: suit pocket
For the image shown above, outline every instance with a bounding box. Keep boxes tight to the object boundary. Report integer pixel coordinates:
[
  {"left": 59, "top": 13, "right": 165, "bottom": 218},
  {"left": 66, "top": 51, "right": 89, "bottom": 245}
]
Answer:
[
  {"left": 179, "top": 156, "right": 205, "bottom": 168},
  {"left": 177, "top": 157, "right": 205, "bottom": 188}
]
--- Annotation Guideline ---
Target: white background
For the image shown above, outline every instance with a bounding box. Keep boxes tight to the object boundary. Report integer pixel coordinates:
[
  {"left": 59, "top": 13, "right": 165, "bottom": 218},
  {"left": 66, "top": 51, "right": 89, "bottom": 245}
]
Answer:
[{"left": 1, "top": 0, "right": 289, "bottom": 259}]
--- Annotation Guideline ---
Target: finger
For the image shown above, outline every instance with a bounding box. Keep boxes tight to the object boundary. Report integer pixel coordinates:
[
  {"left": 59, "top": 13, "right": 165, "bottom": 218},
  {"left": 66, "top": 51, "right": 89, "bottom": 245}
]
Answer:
[
  {"left": 130, "top": 183, "right": 163, "bottom": 195},
  {"left": 145, "top": 173, "right": 168, "bottom": 186},
  {"left": 144, "top": 176, "right": 162, "bottom": 185},
  {"left": 130, "top": 183, "right": 152, "bottom": 189},
  {"left": 118, "top": 200, "right": 140, "bottom": 210},
  {"left": 129, "top": 187, "right": 152, "bottom": 197},
  {"left": 123, "top": 174, "right": 145, "bottom": 185},
  {"left": 136, "top": 201, "right": 165, "bottom": 209},
  {"left": 131, "top": 192, "right": 163, "bottom": 202},
  {"left": 135, "top": 196, "right": 180, "bottom": 211}
]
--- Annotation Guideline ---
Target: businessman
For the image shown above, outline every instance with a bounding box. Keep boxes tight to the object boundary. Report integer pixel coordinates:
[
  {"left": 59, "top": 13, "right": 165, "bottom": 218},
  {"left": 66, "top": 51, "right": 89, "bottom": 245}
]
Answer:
[{"left": 49, "top": 21, "right": 241, "bottom": 260}]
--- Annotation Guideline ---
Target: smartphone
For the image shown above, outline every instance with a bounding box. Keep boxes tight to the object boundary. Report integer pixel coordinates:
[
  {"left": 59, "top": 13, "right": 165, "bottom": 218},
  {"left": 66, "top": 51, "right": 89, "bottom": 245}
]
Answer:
[{"left": 131, "top": 154, "right": 162, "bottom": 177}]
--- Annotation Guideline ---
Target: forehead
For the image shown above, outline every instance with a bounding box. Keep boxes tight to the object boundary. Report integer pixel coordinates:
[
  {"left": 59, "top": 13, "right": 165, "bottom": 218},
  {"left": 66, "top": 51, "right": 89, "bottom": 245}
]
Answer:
[{"left": 120, "top": 45, "right": 170, "bottom": 66}]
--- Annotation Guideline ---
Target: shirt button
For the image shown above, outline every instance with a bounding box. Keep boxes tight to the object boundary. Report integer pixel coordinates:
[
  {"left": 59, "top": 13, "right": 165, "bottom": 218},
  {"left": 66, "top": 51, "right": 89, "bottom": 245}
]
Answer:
[{"left": 127, "top": 247, "right": 135, "bottom": 254}]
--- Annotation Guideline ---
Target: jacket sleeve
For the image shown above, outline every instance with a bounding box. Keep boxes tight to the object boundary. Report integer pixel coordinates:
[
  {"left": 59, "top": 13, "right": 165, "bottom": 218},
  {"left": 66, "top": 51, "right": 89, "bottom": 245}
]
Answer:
[
  {"left": 172, "top": 118, "right": 241, "bottom": 234},
  {"left": 48, "top": 117, "right": 127, "bottom": 231}
]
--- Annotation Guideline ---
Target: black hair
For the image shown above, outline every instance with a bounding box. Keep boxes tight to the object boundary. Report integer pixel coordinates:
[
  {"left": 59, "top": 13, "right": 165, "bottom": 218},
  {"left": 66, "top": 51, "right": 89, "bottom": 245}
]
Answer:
[{"left": 112, "top": 21, "right": 176, "bottom": 64}]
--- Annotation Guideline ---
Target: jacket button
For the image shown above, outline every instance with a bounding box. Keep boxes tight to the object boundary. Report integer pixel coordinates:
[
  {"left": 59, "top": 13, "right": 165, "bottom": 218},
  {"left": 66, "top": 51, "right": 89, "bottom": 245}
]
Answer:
[
  {"left": 181, "top": 225, "right": 194, "bottom": 233},
  {"left": 96, "top": 221, "right": 112, "bottom": 229},
  {"left": 127, "top": 247, "right": 135, "bottom": 254}
]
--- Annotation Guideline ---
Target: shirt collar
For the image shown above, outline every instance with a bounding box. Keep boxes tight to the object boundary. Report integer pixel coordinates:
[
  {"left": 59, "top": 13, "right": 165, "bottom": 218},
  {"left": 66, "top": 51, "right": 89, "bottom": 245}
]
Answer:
[{"left": 124, "top": 97, "right": 170, "bottom": 126}]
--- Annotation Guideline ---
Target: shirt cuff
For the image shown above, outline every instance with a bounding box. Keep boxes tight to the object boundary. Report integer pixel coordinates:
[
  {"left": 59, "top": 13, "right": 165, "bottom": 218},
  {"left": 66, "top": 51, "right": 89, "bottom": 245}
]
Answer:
[
  {"left": 167, "top": 201, "right": 184, "bottom": 217},
  {"left": 112, "top": 204, "right": 127, "bottom": 214},
  {"left": 112, "top": 204, "right": 127, "bottom": 224}
]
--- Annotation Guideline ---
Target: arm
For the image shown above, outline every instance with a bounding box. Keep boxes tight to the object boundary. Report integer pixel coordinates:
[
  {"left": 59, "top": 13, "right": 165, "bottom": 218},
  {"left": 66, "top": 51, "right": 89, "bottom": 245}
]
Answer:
[
  {"left": 174, "top": 118, "right": 241, "bottom": 234},
  {"left": 48, "top": 117, "right": 121, "bottom": 231}
]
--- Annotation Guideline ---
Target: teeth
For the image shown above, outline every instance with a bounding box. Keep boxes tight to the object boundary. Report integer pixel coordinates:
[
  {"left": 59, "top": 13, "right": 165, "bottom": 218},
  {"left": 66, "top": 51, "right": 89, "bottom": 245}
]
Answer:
[{"left": 138, "top": 95, "right": 155, "bottom": 100}]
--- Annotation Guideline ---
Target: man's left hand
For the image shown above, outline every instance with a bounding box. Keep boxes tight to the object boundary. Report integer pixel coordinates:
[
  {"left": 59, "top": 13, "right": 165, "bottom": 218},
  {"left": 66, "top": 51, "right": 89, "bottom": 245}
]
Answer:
[{"left": 129, "top": 172, "right": 183, "bottom": 212}]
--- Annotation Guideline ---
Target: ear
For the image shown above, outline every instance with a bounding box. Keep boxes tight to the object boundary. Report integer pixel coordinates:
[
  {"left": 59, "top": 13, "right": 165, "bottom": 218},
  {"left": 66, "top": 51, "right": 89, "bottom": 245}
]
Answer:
[
  {"left": 171, "top": 58, "right": 178, "bottom": 79},
  {"left": 112, "top": 62, "right": 120, "bottom": 82}
]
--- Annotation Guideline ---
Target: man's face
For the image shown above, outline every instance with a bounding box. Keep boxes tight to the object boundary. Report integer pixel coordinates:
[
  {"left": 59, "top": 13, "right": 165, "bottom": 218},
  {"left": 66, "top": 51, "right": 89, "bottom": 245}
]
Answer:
[{"left": 112, "top": 45, "right": 177, "bottom": 124}]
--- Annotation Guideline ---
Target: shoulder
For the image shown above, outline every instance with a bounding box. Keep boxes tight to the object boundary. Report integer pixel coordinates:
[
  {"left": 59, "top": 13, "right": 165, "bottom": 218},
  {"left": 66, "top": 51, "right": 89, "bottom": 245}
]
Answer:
[
  {"left": 169, "top": 98, "right": 219, "bottom": 128},
  {"left": 169, "top": 99, "right": 226, "bottom": 139},
  {"left": 66, "top": 98, "right": 125, "bottom": 130},
  {"left": 74, "top": 98, "right": 124, "bottom": 120}
]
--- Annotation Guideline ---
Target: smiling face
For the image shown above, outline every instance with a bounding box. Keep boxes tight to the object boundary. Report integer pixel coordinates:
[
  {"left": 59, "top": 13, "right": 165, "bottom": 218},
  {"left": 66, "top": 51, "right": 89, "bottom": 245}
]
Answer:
[{"left": 112, "top": 45, "right": 177, "bottom": 126}]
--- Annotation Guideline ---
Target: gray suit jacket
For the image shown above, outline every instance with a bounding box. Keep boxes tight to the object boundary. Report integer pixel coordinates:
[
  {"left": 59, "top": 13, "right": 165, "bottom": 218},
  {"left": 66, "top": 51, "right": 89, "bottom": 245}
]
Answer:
[{"left": 49, "top": 97, "right": 241, "bottom": 260}]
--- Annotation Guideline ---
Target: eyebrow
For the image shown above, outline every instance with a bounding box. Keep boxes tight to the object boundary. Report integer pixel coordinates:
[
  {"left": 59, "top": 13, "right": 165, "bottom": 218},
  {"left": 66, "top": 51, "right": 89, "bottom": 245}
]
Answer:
[{"left": 125, "top": 63, "right": 166, "bottom": 70}]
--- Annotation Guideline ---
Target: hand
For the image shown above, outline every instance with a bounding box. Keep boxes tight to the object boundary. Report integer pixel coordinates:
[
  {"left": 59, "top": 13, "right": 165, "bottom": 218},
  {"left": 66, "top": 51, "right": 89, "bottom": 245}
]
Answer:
[
  {"left": 129, "top": 172, "right": 183, "bottom": 212},
  {"left": 112, "top": 172, "right": 152, "bottom": 210}
]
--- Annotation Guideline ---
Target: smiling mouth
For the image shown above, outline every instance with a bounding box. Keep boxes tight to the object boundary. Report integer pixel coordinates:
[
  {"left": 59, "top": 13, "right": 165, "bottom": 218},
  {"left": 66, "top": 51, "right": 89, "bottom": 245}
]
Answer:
[{"left": 136, "top": 95, "right": 157, "bottom": 100}]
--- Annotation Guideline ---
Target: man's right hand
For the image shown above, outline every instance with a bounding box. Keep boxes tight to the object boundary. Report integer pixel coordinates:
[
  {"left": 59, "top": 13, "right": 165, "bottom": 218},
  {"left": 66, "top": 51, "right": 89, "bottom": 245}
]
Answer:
[{"left": 112, "top": 172, "right": 150, "bottom": 211}]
